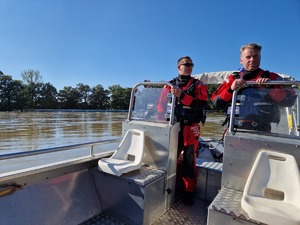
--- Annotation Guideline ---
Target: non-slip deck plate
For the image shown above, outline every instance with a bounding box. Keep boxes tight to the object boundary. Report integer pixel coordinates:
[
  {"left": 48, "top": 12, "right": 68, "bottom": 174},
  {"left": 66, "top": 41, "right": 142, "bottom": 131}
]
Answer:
[
  {"left": 210, "top": 187, "right": 261, "bottom": 224},
  {"left": 152, "top": 198, "right": 210, "bottom": 225},
  {"left": 80, "top": 198, "right": 210, "bottom": 225}
]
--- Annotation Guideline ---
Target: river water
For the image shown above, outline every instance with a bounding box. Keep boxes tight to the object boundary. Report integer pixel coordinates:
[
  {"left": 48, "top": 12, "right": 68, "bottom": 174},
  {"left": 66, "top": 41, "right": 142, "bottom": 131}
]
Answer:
[{"left": 0, "top": 111, "right": 225, "bottom": 154}]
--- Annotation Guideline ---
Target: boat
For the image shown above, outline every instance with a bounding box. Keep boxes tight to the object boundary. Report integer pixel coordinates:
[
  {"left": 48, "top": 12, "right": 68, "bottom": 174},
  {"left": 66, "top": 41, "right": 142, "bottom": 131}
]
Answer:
[{"left": 0, "top": 72, "right": 299, "bottom": 225}]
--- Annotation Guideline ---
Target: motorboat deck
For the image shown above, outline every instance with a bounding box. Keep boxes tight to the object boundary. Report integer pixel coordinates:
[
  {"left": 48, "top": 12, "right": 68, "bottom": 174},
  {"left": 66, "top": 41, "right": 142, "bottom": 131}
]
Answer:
[{"left": 1, "top": 77, "right": 300, "bottom": 225}]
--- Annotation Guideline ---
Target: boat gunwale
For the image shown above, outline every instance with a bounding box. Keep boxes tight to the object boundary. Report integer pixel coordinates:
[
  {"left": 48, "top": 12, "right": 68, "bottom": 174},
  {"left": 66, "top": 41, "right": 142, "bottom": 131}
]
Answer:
[{"left": 0, "top": 138, "right": 120, "bottom": 160}]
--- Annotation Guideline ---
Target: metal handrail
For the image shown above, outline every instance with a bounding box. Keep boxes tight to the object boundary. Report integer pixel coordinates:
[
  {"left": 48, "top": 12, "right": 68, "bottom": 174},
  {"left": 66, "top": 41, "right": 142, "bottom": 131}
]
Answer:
[
  {"left": 0, "top": 138, "right": 120, "bottom": 160},
  {"left": 245, "top": 80, "right": 300, "bottom": 86},
  {"left": 229, "top": 81, "right": 300, "bottom": 133}
]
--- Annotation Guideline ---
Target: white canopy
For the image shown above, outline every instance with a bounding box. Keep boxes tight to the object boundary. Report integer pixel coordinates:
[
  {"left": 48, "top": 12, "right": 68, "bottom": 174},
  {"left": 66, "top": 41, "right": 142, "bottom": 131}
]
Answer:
[{"left": 193, "top": 71, "right": 294, "bottom": 85}]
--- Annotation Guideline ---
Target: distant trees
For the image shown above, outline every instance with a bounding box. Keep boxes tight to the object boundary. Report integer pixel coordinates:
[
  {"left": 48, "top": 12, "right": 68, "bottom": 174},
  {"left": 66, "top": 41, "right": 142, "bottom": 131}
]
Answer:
[
  {"left": 0, "top": 74, "right": 26, "bottom": 111},
  {"left": 21, "top": 69, "right": 43, "bottom": 109},
  {"left": 206, "top": 84, "right": 219, "bottom": 110},
  {"left": 0, "top": 70, "right": 219, "bottom": 112},
  {"left": 109, "top": 85, "right": 131, "bottom": 110},
  {"left": 89, "top": 84, "right": 110, "bottom": 109},
  {"left": 37, "top": 82, "right": 58, "bottom": 109},
  {"left": 57, "top": 86, "right": 80, "bottom": 109},
  {"left": 0, "top": 70, "right": 132, "bottom": 111}
]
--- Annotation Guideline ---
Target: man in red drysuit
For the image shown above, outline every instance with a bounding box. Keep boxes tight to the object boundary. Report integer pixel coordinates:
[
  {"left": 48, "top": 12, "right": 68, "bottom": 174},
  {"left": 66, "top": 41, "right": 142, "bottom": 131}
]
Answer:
[
  {"left": 211, "top": 43, "right": 296, "bottom": 131},
  {"left": 157, "top": 56, "right": 208, "bottom": 205}
]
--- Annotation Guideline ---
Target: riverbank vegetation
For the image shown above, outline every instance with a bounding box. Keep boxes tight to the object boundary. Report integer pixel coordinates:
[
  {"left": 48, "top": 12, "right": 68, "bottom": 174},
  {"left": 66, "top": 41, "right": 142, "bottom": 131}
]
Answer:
[{"left": 0, "top": 69, "right": 218, "bottom": 111}]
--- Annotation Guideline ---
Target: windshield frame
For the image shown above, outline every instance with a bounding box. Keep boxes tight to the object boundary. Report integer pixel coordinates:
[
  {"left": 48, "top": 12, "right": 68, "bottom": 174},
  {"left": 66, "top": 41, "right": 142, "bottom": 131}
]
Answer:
[
  {"left": 128, "top": 81, "right": 177, "bottom": 125},
  {"left": 229, "top": 80, "right": 300, "bottom": 136}
]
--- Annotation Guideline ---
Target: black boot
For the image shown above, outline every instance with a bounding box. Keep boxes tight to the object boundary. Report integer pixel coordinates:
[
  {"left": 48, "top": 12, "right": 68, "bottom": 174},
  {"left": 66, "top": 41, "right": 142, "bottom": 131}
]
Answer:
[{"left": 182, "top": 191, "right": 194, "bottom": 206}]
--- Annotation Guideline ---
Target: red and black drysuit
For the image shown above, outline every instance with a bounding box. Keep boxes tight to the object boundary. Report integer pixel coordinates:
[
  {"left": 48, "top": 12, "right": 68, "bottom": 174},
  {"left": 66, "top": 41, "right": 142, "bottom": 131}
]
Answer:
[
  {"left": 211, "top": 68, "right": 296, "bottom": 131},
  {"left": 157, "top": 75, "right": 208, "bottom": 200}
]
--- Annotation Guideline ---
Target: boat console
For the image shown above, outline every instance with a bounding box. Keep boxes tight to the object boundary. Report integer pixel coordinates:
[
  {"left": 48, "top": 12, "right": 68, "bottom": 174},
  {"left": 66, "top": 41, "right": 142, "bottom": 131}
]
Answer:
[{"left": 207, "top": 80, "right": 300, "bottom": 225}]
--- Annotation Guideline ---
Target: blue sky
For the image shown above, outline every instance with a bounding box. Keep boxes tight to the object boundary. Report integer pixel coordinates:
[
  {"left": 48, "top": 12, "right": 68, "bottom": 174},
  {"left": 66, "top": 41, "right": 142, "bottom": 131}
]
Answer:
[{"left": 1, "top": 0, "right": 299, "bottom": 91}]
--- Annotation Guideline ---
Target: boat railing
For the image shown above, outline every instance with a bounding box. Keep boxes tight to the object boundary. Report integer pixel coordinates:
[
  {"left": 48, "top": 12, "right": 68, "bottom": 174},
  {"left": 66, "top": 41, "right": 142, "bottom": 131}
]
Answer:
[
  {"left": 0, "top": 138, "right": 120, "bottom": 160},
  {"left": 229, "top": 80, "right": 300, "bottom": 135}
]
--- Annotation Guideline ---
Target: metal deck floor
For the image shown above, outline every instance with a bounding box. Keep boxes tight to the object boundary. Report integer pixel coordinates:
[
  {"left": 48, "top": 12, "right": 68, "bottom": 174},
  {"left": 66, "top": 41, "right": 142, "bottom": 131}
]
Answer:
[
  {"left": 80, "top": 198, "right": 210, "bottom": 225},
  {"left": 152, "top": 198, "right": 210, "bottom": 225}
]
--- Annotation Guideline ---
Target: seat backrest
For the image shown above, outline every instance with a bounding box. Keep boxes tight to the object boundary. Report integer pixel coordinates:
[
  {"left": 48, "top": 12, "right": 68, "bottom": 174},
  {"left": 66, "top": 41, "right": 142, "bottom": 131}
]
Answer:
[
  {"left": 245, "top": 150, "right": 300, "bottom": 202},
  {"left": 241, "top": 150, "right": 300, "bottom": 225},
  {"left": 112, "top": 129, "right": 145, "bottom": 163}
]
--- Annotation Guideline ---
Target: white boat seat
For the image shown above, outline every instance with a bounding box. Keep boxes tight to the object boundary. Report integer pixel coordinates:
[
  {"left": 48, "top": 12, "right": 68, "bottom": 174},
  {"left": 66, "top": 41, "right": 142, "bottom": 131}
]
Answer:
[
  {"left": 241, "top": 150, "right": 300, "bottom": 225},
  {"left": 98, "top": 129, "right": 145, "bottom": 176}
]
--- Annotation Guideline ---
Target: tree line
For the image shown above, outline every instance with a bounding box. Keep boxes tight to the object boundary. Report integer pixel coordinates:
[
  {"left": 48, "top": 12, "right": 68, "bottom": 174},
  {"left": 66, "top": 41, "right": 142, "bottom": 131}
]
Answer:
[
  {"left": 0, "top": 69, "right": 132, "bottom": 111},
  {"left": 0, "top": 69, "right": 218, "bottom": 112}
]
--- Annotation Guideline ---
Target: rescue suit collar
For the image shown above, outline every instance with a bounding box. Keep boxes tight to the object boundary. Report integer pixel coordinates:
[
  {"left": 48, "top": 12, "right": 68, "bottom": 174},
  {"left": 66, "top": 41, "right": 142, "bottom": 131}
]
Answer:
[
  {"left": 242, "top": 68, "right": 261, "bottom": 80},
  {"left": 176, "top": 75, "right": 192, "bottom": 87}
]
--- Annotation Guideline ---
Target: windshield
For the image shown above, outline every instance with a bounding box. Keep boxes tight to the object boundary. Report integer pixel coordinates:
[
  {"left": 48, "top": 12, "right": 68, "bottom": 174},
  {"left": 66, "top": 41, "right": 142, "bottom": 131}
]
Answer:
[
  {"left": 230, "top": 85, "right": 299, "bottom": 136},
  {"left": 129, "top": 83, "right": 173, "bottom": 124}
]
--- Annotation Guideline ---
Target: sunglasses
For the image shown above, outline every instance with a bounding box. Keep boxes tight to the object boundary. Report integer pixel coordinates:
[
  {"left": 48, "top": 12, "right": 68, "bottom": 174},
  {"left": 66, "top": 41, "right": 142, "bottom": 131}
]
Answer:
[{"left": 180, "top": 63, "right": 194, "bottom": 67}]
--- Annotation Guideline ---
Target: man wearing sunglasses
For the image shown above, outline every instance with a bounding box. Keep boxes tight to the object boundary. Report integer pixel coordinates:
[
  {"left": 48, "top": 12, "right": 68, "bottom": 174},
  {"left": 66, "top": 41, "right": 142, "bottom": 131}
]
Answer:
[{"left": 158, "top": 56, "right": 208, "bottom": 205}]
